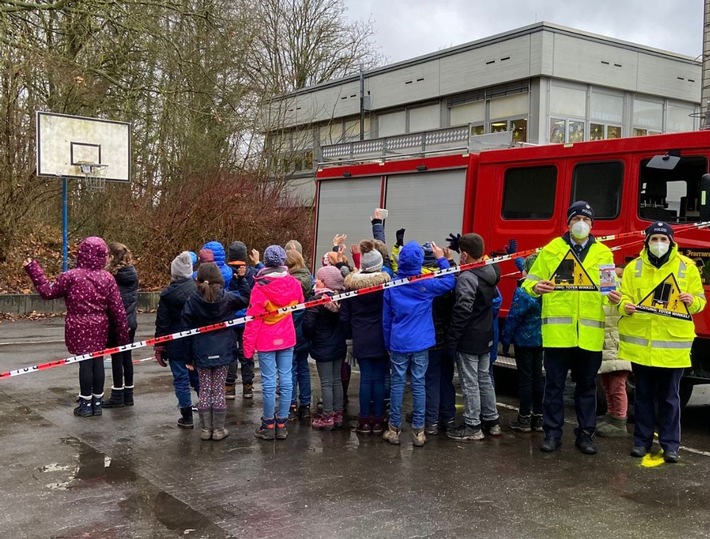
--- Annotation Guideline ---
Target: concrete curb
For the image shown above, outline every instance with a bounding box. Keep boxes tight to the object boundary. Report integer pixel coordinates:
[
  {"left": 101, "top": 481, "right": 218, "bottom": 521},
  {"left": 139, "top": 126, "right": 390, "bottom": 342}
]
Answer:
[{"left": 0, "top": 292, "right": 160, "bottom": 316}]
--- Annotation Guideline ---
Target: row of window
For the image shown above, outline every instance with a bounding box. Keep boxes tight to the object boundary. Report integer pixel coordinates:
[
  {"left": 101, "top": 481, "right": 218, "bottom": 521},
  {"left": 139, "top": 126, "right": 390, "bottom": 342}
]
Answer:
[{"left": 502, "top": 157, "right": 706, "bottom": 223}]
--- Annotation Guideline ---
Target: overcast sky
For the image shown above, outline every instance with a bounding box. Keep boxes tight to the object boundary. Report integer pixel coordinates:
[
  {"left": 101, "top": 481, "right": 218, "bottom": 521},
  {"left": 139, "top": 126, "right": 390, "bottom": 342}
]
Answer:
[{"left": 344, "top": 0, "right": 704, "bottom": 64}]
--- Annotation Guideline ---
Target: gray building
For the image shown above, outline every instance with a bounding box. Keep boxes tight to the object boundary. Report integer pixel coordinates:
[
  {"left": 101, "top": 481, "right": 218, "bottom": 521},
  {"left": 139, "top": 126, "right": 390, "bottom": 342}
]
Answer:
[{"left": 265, "top": 22, "right": 702, "bottom": 200}]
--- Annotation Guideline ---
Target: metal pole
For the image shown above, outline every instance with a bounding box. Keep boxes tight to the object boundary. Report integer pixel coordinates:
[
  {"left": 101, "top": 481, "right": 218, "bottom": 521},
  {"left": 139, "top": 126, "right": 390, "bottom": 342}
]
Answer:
[
  {"left": 359, "top": 64, "right": 365, "bottom": 141},
  {"left": 62, "top": 176, "right": 68, "bottom": 272}
]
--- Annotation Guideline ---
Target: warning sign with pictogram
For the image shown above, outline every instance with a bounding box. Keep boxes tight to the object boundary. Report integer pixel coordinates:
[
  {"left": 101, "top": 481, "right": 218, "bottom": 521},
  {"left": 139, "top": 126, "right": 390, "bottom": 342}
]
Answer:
[
  {"left": 551, "top": 249, "right": 598, "bottom": 291},
  {"left": 635, "top": 273, "right": 691, "bottom": 320}
]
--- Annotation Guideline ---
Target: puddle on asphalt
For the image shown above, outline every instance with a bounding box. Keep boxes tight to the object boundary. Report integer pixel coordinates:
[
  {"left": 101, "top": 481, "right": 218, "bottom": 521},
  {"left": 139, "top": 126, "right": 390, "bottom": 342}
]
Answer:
[{"left": 36, "top": 436, "right": 225, "bottom": 536}]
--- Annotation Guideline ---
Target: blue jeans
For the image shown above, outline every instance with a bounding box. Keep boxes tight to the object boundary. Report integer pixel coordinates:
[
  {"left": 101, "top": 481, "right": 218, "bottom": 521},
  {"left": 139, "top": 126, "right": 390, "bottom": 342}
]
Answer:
[
  {"left": 169, "top": 360, "right": 199, "bottom": 409},
  {"left": 455, "top": 351, "right": 499, "bottom": 427},
  {"left": 259, "top": 348, "right": 293, "bottom": 421},
  {"left": 291, "top": 348, "right": 312, "bottom": 407},
  {"left": 426, "top": 347, "right": 456, "bottom": 426},
  {"left": 389, "top": 350, "right": 428, "bottom": 429},
  {"left": 358, "top": 356, "right": 388, "bottom": 419}
]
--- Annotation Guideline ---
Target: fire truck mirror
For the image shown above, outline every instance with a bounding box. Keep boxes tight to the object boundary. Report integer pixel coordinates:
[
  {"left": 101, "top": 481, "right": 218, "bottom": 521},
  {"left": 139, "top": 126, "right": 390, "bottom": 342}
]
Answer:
[{"left": 699, "top": 174, "right": 710, "bottom": 222}]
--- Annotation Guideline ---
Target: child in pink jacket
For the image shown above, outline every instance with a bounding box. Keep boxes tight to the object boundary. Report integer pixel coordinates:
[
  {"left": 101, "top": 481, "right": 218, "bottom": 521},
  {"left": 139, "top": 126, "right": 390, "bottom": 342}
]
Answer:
[
  {"left": 243, "top": 245, "right": 304, "bottom": 441},
  {"left": 24, "top": 236, "right": 129, "bottom": 418}
]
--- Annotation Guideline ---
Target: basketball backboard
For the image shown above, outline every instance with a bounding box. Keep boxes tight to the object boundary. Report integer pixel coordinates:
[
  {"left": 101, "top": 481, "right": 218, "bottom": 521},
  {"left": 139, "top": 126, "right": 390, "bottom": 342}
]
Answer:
[{"left": 36, "top": 112, "right": 131, "bottom": 182}]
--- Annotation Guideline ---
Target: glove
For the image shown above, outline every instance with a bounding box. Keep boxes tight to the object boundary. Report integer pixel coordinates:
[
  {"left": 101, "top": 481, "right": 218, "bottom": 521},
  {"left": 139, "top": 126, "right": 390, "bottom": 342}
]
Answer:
[
  {"left": 446, "top": 232, "right": 461, "bottom": 253},
  {"left": 395, "top": 228, "right": 405, "bottom": 247},
  {"left": 505, "top": 238, "right": 518, "bottom": 255},
  {"left": 514, "top": 257, "right": 525, "bottom": 273},
  {"left": 154, "top": 346, "right": 167, "bottom": 367}
]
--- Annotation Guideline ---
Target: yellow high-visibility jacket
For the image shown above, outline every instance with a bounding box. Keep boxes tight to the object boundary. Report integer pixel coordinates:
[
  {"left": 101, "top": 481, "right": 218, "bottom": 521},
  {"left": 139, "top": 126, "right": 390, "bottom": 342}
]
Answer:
[
  {"left": 522, "top": 236, "right": 613, "bottom": 351},
  {"left": 618, "top": 246, "right": 706, "bottom": 368}
]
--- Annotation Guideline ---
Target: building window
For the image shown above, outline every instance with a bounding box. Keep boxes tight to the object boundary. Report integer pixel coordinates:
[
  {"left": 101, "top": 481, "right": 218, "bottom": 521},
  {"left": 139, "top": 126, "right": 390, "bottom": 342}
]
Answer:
[
  {"left": 490, "top": 118, "right": 527, "bottom": 142},
  {"left": 633, "top": 97, "right": 663, "bottom": 133},
  {"left": 471, "top": 124, "right": 485, "bottom": 136},
  {"left": 571, "top": 161, "right": 623, "bottom": 219},
  {"left": 550, "top": 118, "right": 586, "bottom": 143},
  {"left": 502, "top": 166, "right": 557, "bottom": 219},
  {"left": 590, "top": 124, "right": 623, "bottom": 141}
]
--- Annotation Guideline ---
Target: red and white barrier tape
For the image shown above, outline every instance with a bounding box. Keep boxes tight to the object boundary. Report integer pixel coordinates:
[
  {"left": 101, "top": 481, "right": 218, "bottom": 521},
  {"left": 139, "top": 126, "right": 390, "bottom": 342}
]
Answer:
[{"left": 3, "top": 221, "right": 708, "bottom": 380}]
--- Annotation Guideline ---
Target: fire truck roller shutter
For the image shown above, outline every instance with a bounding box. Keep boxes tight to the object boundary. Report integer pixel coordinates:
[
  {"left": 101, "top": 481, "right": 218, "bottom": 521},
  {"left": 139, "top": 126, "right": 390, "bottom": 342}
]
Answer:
[
  {"left": 315, "top": 176, "right": 382, "bottom": 267},
  {"left": 384, "top": 169, "right": 467, "bottom": 258}
]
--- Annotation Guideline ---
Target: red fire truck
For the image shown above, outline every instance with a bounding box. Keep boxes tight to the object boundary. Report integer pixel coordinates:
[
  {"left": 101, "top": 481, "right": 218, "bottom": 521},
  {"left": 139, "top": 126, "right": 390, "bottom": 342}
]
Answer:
[{"left": 313, "top": 126, "right": 710, "bottom": 406}]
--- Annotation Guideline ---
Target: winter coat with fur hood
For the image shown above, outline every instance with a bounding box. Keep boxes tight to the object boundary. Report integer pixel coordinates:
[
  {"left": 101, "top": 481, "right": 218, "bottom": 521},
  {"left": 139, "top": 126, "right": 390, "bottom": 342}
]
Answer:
[
  {"left": 242, "top": 267, "right": 304, "bottom": 358},
  {"left": 25, "top": 236, "right": 129, "bottom": 354},
  {"left": 340, "top": 270, "right": 391, "bottom": 360}
]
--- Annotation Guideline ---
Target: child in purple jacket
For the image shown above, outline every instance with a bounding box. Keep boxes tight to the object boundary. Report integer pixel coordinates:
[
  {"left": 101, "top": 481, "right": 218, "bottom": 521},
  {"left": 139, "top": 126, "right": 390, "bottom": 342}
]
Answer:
[{"left": 24, "top": 236, "right": 129, "bottom": 418}]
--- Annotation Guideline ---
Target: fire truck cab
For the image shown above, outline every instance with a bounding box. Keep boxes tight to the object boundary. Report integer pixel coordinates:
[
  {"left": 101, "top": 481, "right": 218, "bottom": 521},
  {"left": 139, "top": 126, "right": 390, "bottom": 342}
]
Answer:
[{"left": 313, "top": 126, "right": 710, "bottom": 406}]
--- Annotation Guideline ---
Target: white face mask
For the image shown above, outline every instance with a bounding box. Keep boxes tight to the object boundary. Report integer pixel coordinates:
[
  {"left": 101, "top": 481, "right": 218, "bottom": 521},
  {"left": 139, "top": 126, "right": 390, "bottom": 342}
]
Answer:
[
  {"left": 648, "top": 241, "right": 670, "bottom": 257},
  {"left": 570, "top": 221, "right": 591, "bottom": 240}
]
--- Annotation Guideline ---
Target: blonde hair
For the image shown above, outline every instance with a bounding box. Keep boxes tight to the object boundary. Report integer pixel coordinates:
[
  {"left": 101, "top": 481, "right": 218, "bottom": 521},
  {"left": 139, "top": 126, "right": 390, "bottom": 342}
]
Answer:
[
  {"left": 286, "top": 249, "right": 306, "bottom": 271},
  {"left": 107, "top": 242, "right": 133, "bottom": 274},
  {"left": 196, "top": 263, "right": 224, "bottom": 303}
]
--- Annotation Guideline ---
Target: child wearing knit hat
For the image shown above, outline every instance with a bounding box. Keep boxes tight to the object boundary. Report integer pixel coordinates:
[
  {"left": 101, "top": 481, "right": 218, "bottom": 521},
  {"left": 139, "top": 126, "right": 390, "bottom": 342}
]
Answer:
[{"left": 303, "top": 265, "right": 347, "bottom": 430}]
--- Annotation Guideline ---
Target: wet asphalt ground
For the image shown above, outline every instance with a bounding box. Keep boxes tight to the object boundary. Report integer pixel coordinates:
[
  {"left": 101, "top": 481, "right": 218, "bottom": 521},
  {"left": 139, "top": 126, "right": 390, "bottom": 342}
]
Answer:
[{"left": 1, "top": 314, "right": 710, "bottom": 538}]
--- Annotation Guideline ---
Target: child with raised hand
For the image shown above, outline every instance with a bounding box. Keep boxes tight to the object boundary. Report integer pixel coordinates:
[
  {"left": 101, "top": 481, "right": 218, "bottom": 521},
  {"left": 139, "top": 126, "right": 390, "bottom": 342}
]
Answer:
[
  {"left": 243, "top": 245, "right": 304, "bottom": 441},
  {"left": 24, "top": 236, "right": 129, "bottom": 418},
  {"left": 181, "top": 262, "right": 249, "bottom": 441},
  {"left": 104, "top": 242, "right": 139, "bottom": 409},
  {"left": 154, "top": 251, "right": 198, "bottom": 429},
  {"left": 383, "top": 241, "right": 456, "bottom": 447},
  {"left": 304, "top": 265, "right": 347, "bottom": 431}
]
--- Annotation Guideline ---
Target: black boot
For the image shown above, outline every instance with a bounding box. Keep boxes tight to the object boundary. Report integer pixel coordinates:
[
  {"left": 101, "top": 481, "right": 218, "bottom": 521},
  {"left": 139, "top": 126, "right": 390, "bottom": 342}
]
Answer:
[
  {"left": 103, "top": 387, "right": 125, "bottom": 409},
  {"left": 91, "top": 394, "right": 103, "bottom": 416},
  {"left": 124, "top": 385, "right": 134, "bottom": 406},
  {"left": 73, "top": 396, "right": 93, "bottom": 418},
  {"left": 178, "top": 407, "right": 194, "bottom": 429}
]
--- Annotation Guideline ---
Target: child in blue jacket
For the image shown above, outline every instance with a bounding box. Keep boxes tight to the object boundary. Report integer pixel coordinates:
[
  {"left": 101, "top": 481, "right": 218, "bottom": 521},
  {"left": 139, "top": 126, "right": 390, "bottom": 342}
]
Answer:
[
  {"left": 382, "top": 241, "right": 456, "bottom": 447},
  {"left": 501, "top": 254, "right": 543, "bottom": 433}
]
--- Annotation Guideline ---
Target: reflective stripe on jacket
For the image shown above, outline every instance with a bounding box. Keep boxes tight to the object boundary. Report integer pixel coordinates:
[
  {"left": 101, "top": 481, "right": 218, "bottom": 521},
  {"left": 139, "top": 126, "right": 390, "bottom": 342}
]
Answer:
[
  {"left": 617, "top": 246, "right": 706, "bottom": 368},
  {"left": 522, "top": 236, "right": 612, "bottom": 351}
]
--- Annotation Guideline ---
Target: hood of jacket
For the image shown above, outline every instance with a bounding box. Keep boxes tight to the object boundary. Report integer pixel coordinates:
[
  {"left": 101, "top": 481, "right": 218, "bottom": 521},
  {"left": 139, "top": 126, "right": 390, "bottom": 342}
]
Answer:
[
  {"left": 396, "top": 241, "right": 424, "bottom": 277},
  {"left": 289, "top": 267, "right": 313, "bottom": 298},
  {"left": 344, "top": 270, "right": 391, "bottom": 290},
  {"left": 470, "top": 263, "right": 500, "bottom": 287},
  {"left": 161, "top": 277, "right": 196, "bottom": 301},
  {"left": 187, "top": 288, "right": 234, "bottom": 319},
  {"left": 202, "top": 241, "right": 227, "bottom": 266},
  {"left": 77, "top": 237, "right": 109, "bottom": 270},
  {"left": 114, "top": 265, "right": 138, "bottom": 288},
  {"left": 255, "top": 267, "right": 300, "bottom": 306}
]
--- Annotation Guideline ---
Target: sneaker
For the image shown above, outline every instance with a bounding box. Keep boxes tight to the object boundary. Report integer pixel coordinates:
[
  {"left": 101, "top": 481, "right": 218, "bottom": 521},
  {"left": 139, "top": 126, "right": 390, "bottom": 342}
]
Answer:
[
  {"left": 663, "top": 450, "right": 680, "bottom": 463},
  {"left": 225, "top": 384, "right": 236, "bottom": 400},
  {"left": 382, "top": 425, "right": 401, "bottom": 445},
  {"left": 371, "top": 417, "right": 385, "bottom": 435},
  {"left": 242, "top": 383, "right": 253, "bottom": 399},
  {"left": 299, "top": 404, "right": 311, "bottom": 419},
  {"left": 540, "top": 437, "right": 562, "bottom": 452},
  {"left": 356, "top": 417, "right": 372, "bottom": 434},
  {"left": 312, "top": 413, "right": 334, "bottom": 431},
  {"left": 482, "top": 422, "right": 502, "bottom": 437},
  {"left": 510, "top": 415, "right": 532, "bottom": 433},
  {"left": 255, "top": 419, "right": 275, "bottom": 440},
  {"left": 424, "top": 424, "right": 439, "bottom": 436},
  {"left": 287, "top": 404, "right": 299, "bottom": 422},
  {"left": 412, "top": 428, "right": 426, "bottom": 447},
  {"left": 630, "top": 445, "right": 648, "bottom": 458},
  {"left": 333, "top": 410, "right": 344, "bottom": 429},
  {"left": 275, "top": 419, "right": 288, "bottom": 440},
  {"left": 439, "top": 418, "right": 456, "bottom": 434},
  {"left": 446, "top": 424, "right": 484, "bottom": 441},
  {"left": 575, "top": 432, "right": 597, "bottom": 455},
  {"left": 531, "top": 414, "right": 544, "bottom": 432}
]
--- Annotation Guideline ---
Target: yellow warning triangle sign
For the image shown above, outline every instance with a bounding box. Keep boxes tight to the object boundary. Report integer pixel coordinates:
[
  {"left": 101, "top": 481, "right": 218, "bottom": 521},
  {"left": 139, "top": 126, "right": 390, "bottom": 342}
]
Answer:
[
  {"left": 636, "top": 273, "right": 691, "bottom": 320},
  {"left": 551, "top": 249, "right": 598, "bottom": 291}
]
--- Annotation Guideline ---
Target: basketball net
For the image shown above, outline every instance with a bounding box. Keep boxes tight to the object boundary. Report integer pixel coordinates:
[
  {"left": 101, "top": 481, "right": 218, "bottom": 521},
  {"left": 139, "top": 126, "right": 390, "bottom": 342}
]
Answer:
[{"left": 78, "top": 162, "right": 108, "bottom": 193}]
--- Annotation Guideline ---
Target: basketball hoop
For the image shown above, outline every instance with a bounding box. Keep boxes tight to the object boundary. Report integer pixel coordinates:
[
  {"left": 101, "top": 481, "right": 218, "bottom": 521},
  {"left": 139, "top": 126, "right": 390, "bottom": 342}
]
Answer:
[{"left": 77, "top": 162, "right": 108, "bottom": 192}]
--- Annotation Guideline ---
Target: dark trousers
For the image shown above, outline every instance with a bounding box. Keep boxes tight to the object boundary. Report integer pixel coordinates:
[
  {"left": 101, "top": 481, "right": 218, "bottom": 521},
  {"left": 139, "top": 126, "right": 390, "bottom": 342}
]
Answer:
[
  {"left": 110, "top": 328, "right": 136, "bottom": 388},
  {"left": 543, "top": 347, "right": 601, "bottom": 440},
  {"left": 226, "top": 327, "right": 255, "bottom": 385},
  {"left": 425, "top": 347, "right": 456, "bottom": 425},
  {"left": 515, "top": 346, "right": 544, "bottom": 417},
  {"left": 632, "top": 363, "right": 683, "bottom": 452},
  {"left": 79, "top": 358, "right": 105, "bottom": 397}
]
